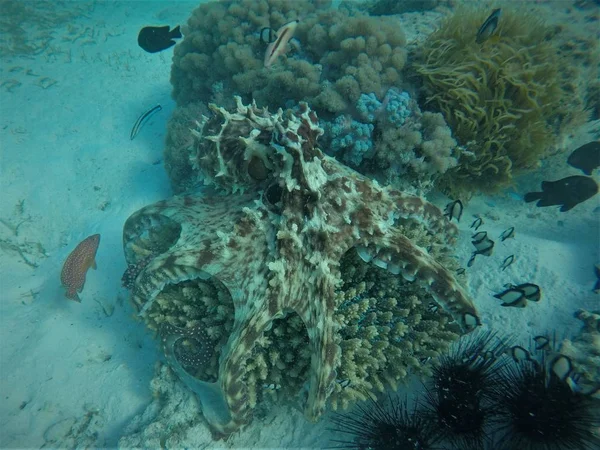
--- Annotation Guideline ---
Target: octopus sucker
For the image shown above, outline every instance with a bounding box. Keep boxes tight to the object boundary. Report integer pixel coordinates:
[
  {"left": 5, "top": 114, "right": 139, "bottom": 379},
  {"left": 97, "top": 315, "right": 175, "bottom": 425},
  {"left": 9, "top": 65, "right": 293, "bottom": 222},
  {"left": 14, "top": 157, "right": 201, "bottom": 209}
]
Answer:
[{"left": 122, "top": 96, "right": 480, "bottom": 436}]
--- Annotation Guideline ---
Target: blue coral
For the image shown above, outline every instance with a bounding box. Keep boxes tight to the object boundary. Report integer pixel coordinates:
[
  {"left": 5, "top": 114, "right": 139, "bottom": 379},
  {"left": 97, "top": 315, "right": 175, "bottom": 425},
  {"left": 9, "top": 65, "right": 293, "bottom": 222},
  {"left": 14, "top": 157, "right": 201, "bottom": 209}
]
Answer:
[
  {"left": 322, "top": 90, "right": 412, "bottom": 167},
  {"left": 384, "top": 88, "right": 411, "bottom": 126},
  {"left": 356, "top": 89, "right": 412, "bottom": 126},
  {"left": 356, "top": 92, "right": 381, "bottom": 123},
  {"left": 326, "top": 116, "right": 374, "bottom": 166}
]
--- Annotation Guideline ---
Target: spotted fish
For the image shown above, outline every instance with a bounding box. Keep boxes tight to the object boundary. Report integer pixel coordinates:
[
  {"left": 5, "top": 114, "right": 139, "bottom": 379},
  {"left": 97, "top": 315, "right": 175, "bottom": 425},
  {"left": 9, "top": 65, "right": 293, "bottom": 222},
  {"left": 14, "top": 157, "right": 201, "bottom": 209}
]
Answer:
[{"left": 60, "top": 234, "right": 100, "bottom": 302}]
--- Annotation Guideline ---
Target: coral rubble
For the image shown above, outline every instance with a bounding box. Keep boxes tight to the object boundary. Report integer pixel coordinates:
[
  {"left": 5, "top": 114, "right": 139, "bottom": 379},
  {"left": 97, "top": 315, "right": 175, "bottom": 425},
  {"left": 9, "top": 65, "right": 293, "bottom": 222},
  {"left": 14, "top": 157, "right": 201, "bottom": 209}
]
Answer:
[{"left": 122, "top": 97, "right": 479, "bottom": 436}]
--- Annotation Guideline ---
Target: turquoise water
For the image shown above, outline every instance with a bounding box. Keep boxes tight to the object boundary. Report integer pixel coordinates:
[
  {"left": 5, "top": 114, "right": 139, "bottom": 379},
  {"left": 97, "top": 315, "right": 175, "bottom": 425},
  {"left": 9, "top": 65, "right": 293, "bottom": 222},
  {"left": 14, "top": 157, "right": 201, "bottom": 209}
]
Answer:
[{"left": 0, "top": 1, "right": 598, "bottom": 448}]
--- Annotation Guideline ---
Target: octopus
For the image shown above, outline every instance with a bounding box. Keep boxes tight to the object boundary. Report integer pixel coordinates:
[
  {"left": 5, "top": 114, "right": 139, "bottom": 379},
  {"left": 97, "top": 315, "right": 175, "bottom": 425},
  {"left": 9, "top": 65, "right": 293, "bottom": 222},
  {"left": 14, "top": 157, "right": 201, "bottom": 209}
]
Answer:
[{"left": 122, "top": 97, "right": 480, "bottom": 437}]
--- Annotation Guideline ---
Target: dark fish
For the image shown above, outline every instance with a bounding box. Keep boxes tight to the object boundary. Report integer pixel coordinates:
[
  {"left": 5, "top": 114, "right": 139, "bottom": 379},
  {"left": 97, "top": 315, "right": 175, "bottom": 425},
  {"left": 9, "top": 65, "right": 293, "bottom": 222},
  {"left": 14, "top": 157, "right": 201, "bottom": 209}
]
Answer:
[
  {"left": 524, "top": 175, "right": 599, "bottom": 212},
  {"left": 456, "top": 268, "right": 466, "bottom": 275},
  {"left": 567, "top": 141, "right": 600, "bottom": 175},
  {"left": 500, "top": 254, "right": 515, "bottom": 271},
  {"left": 594, "top": 264, "right": 600, "bottom": 294},
  {"left": 467, "top": 253, "right": 477, "bottom": 267},
  {"left": 511, "top": 283, "right": 541, "bottom": 302},
  {"left": 494, "top": 287, "right": 527, "bottom": 307},
  {"left": 470, "top": 217, "right": 483, "bottom": 230},
  {"left": 444, "top": 199, "right": 463, "bottom": 222},
  {"left": 138, "top": 25, "right": 182, "bottom": 53},
  {"left": 260, "top": 27, "right": 277, "bottom": 45},
  {"left": 472, "top": 231, "right": 488, "bottom": 244},
  {"left": 500, "top": 226, "right": 515, "bottom": 241},
  {"left": 476, "top": 8, "right": 501, "bottom": 43}
]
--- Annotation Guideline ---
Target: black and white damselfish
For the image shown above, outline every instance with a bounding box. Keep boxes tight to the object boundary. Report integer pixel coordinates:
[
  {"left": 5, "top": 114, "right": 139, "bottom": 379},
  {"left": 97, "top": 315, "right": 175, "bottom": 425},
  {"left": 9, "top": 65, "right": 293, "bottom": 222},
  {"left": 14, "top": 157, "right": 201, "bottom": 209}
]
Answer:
[
  {"left": 444, "top": 199, "right": 463, "bottom": 222},
  {"left": 138, "top": 25, "right": 182, "bottom": 53}
]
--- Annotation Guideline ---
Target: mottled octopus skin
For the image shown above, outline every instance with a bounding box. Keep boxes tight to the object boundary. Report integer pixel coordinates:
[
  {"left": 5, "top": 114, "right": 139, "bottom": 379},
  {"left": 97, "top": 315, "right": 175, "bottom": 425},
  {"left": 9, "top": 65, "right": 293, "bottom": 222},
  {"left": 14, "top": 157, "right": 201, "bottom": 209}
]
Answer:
[{"left": 122, "top": 97, "right": 480, "bottom": 436}]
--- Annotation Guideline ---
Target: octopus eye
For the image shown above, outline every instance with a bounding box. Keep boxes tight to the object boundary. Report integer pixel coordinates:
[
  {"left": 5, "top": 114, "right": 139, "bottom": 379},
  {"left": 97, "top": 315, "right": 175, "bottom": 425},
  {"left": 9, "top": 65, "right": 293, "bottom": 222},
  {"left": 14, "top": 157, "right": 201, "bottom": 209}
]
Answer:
[{"left": 247, "top": 156, "right": 269, "bottom": 181}]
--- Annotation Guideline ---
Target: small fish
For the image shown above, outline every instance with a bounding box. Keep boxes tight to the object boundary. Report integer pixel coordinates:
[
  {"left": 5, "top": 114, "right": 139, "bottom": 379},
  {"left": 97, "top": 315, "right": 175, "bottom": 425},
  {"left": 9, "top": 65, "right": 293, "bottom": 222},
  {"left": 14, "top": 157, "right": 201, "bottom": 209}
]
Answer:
[
  {"left": 264, "top": 19, "right": 299, "bottom": 68},
  {"left": 499, "top": 226, "right": 515, "bottom": 241},
  {"left": 500, "top": 254, "right": 515, "bottom": 271},
  {"left": 470, "top": 217, "right": 483, "bottom": 230},
  {"left": 260, "top": 27, "right": 277, "bottom": 45},
  {"left": 471, "top": 231, "right": 488, "bottom": 244},
  {"left": 510, "top": 345, "right": 531, "bottom": 362},
  {"left": 524, "top": 175, "right": 598, "bottom": 212},
  {"left": 511, "top": 283, "right": 541, "bottom": 302},
  {"left": 138, "top": 25, "right": 182, "bottom": 53},
  {"left": 130, "top": 104, "right": 162, "bottom": 140},
  {"left": 467, "top": 252, "right": 477, "bottom": 267},
  {"left": 474, "top": 239, "right": 494, "bottom": 256},
  {"left": 567, "top": 141, "right": 600, "bottom": 175},
  {"left": 494, "top": 287, "right": 527, "bottom": 308},
  {"left": 444, "top": 199, "right": 463, "bottom": 222},
  {"left": 476, "top": 8, "right": 501, "bottom": 44},
  {"left": 550, "top": 355, "right": 573, "bottom": 382},
  {"left": 594, "top": 264, "right": 600, "bottom": 293},
  {"left": 456, "top": 268, "right": 466, "bottom": 275},
  {"left": 533, "top": 335, "right": 550, "bottom": 351},
  {"left": 60, "top": 234, "right": 101, "bottom": 302}
]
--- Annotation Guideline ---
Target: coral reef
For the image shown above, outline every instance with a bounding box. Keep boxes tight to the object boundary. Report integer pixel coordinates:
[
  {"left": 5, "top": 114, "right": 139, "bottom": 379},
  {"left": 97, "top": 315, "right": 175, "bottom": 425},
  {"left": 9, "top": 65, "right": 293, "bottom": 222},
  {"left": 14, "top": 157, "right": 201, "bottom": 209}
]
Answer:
[
  {"left": 321, "top": 89, "right": 460, "bottom": 194},
  {"left": 324, "top": 115, "right": 375, "bottom": 167},
  {"left": 415, "top": 7, "right": 580, "bottom": 196},
  {"left": 122, "top": 97, "right": 479, "bottom": 436},
  {"left": 165, "top": 0, "right": 460, "bottom": 196},
  {"left": 171, "top": 0, "right": 406, "bottom": 112}
]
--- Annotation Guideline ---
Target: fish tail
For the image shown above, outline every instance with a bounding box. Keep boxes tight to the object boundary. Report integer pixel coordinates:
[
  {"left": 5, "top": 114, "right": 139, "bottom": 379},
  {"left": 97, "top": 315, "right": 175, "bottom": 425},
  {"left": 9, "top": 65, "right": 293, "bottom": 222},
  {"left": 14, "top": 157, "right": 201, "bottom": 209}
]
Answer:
[
  {"left": 560, "top": 203, "right": 576, "bottom": 212},
  {"left": 171, "top": 25, "right": 182, "bottom": 39},
  {"left": 523, "top": 192, "right": 542, "bottom": 203}
]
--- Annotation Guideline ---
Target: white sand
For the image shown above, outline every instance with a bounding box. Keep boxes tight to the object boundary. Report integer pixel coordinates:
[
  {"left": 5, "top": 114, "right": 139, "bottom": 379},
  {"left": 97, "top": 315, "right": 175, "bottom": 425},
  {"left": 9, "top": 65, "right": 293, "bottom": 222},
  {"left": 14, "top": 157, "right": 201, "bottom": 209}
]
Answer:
[{"left": 0, "top": 1, "right": 598, "bottom": 448}]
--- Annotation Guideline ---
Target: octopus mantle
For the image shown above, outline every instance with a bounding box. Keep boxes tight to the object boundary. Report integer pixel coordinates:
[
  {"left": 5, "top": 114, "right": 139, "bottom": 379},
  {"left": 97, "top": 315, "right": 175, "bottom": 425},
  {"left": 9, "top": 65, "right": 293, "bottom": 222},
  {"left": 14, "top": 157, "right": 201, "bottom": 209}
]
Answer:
[{"left": 122, "top": 97, "right": 479, "bottom": 436}]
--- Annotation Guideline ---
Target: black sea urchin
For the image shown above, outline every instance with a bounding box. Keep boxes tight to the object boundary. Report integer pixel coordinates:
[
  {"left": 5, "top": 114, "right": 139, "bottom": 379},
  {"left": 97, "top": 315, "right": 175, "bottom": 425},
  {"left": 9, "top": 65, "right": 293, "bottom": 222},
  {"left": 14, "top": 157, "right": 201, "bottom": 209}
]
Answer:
[
  {"left": 492, "top": 357, "right": 600, "bottom": 450},
  {"left": 329, "top": 394, "right": 439, "bottom": 450},
  {"left": 422, "top": 330, "right": 508, "bottom": 450}
]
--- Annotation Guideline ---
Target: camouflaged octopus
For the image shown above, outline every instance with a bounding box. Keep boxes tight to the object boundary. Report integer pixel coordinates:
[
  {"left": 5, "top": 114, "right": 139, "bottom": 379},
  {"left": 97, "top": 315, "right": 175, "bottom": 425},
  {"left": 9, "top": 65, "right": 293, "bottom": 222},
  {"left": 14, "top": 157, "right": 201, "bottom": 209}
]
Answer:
[{"left": 122, "top": 97, "right": 480, "bottom": 436}]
